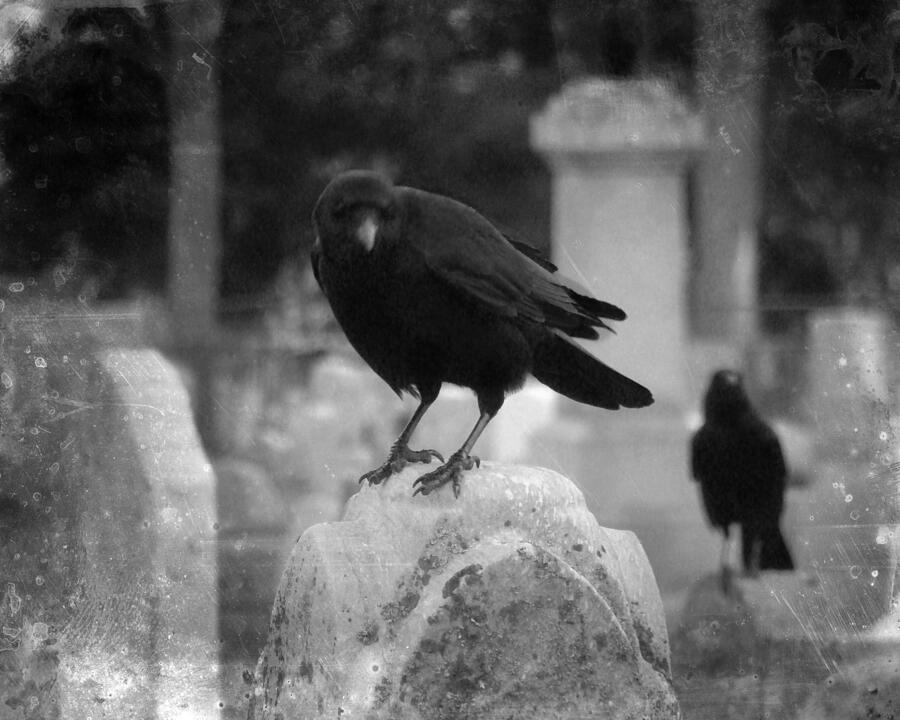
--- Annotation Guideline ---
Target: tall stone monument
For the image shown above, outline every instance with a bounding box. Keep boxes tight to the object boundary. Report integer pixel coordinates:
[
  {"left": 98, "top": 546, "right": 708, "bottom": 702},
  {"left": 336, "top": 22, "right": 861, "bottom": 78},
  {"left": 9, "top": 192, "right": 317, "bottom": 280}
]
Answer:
[{"left": 530, "top": 79, "right": 714, "bottom": 599}]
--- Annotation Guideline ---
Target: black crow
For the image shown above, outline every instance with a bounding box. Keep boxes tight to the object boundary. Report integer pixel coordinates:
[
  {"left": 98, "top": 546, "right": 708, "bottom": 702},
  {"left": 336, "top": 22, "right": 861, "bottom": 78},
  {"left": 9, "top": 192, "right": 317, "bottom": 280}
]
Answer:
[
  {"left": 311, "top": 170, "right": 653, "bottom": 496},
  {"left": 691, "top": 370, "right": 794, "bottom": 590}
]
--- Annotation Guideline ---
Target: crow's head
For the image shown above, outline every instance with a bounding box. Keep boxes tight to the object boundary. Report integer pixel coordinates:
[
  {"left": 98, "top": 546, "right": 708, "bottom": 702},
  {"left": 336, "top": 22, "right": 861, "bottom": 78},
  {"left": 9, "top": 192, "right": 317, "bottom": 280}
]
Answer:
[
  {"left": 313, "top": 170, "right": 403, "bottom": 257},
  {"left": 704, "top": 369, "right": 751, "bottom": 421}
]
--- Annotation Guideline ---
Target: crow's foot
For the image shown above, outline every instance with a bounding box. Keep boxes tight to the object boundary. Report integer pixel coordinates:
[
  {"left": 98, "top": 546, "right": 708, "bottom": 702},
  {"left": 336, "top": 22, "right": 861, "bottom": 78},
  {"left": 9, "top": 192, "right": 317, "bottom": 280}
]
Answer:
[
  {"left": 412, "top": 450, "right": 480, "bottom": 498},
  {"left": 359, "top": 442, "right": 444, "bottom": 486}
]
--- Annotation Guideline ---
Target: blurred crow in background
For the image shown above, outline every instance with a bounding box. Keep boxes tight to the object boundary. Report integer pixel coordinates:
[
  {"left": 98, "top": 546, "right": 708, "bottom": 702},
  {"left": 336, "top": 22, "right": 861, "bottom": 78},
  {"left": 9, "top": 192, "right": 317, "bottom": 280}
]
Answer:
[
  {"left": 312, "top": 170, "right": 652, "bottom": 497},
  {"left": 691, "top": 370, "right": 794, "bottom": 592}
]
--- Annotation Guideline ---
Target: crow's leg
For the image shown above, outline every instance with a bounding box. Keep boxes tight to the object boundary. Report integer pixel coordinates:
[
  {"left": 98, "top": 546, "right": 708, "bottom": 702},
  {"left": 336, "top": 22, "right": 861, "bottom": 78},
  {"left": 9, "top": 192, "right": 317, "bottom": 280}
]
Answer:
[
  {"left": 360, "top": 390, "right": 443, "bottom": 487},
  {"left": 413, "top": 393, "right": 501, "bottom": 498},
  {"left": 741, "top": 522, "right": 762, "bottom": 578},
  {"left": 720, "top": 527, "right": 734, "bottom": 596}
]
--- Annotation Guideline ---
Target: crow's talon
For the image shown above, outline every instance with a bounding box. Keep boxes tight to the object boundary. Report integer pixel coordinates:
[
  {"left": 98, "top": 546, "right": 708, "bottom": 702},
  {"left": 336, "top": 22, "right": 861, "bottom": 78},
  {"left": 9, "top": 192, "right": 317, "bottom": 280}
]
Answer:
[
  {"left": 412, "top": 451, "right": 478, "bottom": 497},
  {"left": 402, "top": 447, "right": 444, "bottom": 464},
  {"left": 359, "top": 464, "right": 393, "bottom": 486},
  {"left": 359, "top": 443, "right": 444, "bottom": 486}
]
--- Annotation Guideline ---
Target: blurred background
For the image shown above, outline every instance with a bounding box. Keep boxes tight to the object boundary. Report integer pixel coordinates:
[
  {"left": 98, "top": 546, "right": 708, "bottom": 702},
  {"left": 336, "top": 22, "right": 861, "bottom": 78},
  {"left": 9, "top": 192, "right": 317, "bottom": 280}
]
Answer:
[{"left": 1, "top": 0, "right": 899, "bottom": 717}]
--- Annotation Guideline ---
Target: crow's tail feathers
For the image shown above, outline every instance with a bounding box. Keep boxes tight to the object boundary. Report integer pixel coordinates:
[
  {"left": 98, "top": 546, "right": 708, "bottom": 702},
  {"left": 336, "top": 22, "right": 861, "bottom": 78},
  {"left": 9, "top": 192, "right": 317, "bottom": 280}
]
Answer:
[
  {"left": 532, "top": 331, "right": 653, "bottom": 410},
  {"left": 742, "top": 523, "right": 794, "bottom": 571}
]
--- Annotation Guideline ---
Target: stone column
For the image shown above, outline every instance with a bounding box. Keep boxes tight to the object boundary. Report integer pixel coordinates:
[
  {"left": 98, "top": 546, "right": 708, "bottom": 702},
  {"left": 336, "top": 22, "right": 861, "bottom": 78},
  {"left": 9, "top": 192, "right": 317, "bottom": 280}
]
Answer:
[
  {"left": 531, "top": 78, "right": 704, "bottom": 408},
  {"left": 167, "top": 0, "right": 223, "bottom": 345},
  {"left": 692, "top": 0, "right": 767, "bottom": 344}
]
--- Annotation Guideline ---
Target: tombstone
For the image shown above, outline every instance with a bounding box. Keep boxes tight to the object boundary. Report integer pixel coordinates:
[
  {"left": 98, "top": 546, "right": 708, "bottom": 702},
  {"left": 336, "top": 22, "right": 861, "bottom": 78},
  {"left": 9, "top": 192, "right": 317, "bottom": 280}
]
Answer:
[
  {"left": 0, "top": 288, "right": 220, "bottom": 719},
  {"left": 807, "top": 308, "right": 894, "bottom": 456},
  {"left": 250, "top": 463, "right": 680, "bottom": 719},
  {"left": 530, "top": 78, "right": 715, "bottom": 602},
  {"left": 531, "top": 78, "right": 704, "bottom": 407}
]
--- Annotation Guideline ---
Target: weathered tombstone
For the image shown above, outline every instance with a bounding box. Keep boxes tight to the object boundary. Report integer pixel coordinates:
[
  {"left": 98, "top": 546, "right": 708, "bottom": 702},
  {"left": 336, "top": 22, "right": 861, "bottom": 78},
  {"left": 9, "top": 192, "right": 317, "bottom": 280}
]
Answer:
[
  {"left": 0, "top": 287, "right": 220, "bottom": 719},
  {"left": 250, "top": 464, "right": 679, "bottom": 719}
]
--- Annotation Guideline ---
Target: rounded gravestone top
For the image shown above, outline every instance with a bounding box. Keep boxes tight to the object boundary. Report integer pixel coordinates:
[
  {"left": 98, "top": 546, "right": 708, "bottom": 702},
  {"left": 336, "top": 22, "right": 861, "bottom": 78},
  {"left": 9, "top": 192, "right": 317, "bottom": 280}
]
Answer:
[{"left": 531, "top": 77, "right": 705, "bottom": 164}]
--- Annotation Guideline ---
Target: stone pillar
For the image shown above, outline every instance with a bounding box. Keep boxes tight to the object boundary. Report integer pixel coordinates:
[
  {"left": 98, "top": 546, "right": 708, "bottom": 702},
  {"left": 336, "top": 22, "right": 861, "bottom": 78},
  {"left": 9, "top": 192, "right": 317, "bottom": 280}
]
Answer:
[
  {"left": 167, "top": 0, "right": 223, "bottom": 345},
  {"left": 529, "top": 79, "right": 715, "bottom": 604},
  {"left": 692, "top": 0, "right": 767, "bottom": 343},
  {"left": 531, "top": 78, "right": 704, "bottom": 408},
  {"left": 250, "top": 464, "right": 679, "bottom": 719}
]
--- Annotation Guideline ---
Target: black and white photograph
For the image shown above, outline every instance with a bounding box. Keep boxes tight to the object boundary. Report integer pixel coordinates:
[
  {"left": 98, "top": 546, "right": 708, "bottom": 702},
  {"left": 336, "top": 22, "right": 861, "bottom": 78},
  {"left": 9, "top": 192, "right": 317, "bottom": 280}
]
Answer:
[{"left": 1, "top": 1, "right": 899, "bottom": 718}]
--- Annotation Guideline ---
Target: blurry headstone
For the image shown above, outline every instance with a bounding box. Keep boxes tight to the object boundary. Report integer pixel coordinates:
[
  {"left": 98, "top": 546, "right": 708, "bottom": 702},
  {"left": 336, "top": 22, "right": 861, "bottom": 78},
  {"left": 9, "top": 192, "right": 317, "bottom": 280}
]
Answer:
[
  {"left": 531, "top": 77, "right": 703, "bottom": 407},
  {"left": 0, "top": 291, "right": 219, "bottom": 719},
  {"left": 807, "top": 308, "right": 893, "bottom": 456},
  {"left": 673, "top": 571, "right": 900, "bottom": 720},
  {"left": 530, "top": 78, "right": 715, "bottom": 604},
  {"left": 250, "top": 463, "right": 679, "bottom": 719},
  {"left": 672, "top": 573, "right": 838, "bottom": 719}
]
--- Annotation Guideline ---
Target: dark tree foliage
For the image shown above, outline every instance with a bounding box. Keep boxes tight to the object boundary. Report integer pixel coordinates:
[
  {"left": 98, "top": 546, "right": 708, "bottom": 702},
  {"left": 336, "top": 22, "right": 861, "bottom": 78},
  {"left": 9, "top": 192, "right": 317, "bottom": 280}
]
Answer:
[
  {"left": 217, "top": 0, "right": 696, "bottom": 305},
  {"left": 0, "top": 7, "right": 170, "bottom": 298},
  {"left": 0, "top": 0, "right": 697, "bottom": 305},
  {"left": 762, "top": 0, "right": 900, "bottom": 318},
  {"left": 217, "top": 0, "right": 562, "bottom": 302}
]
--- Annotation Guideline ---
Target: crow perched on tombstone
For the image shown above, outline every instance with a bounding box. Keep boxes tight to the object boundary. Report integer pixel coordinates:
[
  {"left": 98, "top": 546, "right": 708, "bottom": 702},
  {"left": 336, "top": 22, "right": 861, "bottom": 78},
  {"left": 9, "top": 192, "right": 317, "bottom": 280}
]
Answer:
[
  {"left": 691, "top": 369, "right": 794, "bottom": 592},
  {"left": 311, "top": 170, "right": 653, "bottom": 497}
]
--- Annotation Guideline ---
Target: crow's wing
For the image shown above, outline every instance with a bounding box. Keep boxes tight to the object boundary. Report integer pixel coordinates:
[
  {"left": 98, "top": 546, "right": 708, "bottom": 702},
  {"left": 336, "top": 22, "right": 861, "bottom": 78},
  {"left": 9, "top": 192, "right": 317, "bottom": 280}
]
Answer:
[
  {"left": 400, "top": 187, "right": 624, "bottom": 338},
  {"left": 746, "top": 417, "right": 788, "bottom": 486},
  {"left": 690, "top": 425, "right": 717, "bottom": 483},
  {"left": 505, "top": 237, "right": 558, "bottom": 273}
]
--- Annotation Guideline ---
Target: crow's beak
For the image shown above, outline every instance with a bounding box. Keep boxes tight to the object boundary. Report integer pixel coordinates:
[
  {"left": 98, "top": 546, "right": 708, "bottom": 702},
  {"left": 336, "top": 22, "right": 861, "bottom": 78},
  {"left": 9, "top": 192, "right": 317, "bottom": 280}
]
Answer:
[{"left": 355, "top": 214, "right": 379, "bottom": 252}]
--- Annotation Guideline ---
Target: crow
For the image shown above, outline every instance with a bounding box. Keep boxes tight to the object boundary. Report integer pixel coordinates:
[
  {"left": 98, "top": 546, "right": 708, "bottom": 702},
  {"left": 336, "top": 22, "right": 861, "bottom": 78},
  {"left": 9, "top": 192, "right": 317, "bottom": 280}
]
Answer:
[
  {"left": 311, "top": 170, "right": 653, "bottom": 496},
  {"left": 691, "top": 370, "right": 794, "bottom": 591}
]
